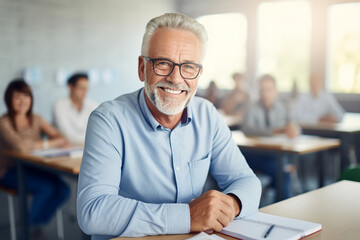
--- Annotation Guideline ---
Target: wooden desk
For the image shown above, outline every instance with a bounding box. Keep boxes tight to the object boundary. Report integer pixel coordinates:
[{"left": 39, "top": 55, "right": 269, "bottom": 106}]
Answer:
[
  {"left": 301, "top": 112, "right": 360, "bottom": 134},
  {"left": 4, "top": 150, "right": 82, "bottom": 240},
  {"left": 4, "top": 150, "right": 81, "bottom": 175},
  {"left": 113, "top": 180, "right": 360, "bottom": 240},
  {"left": 260, "top": 180, "right": 360, "bottom": 240},
  {"left": 231, "top": 131, "right": 340, "bottom": 200},
  {"left": 301, "top": 112, "right": 360, "bottom": 169}
]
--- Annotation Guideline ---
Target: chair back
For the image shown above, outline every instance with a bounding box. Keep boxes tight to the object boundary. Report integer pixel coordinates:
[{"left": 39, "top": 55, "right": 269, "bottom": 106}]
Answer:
[{"left": 338, "top": 166, "right": 360, "bottom": 182}]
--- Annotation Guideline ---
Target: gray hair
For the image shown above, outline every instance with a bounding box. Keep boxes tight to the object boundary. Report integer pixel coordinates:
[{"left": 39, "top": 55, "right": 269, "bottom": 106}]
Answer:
[{"left": 141, "top": 13, "right": 208, "bottom": 59}]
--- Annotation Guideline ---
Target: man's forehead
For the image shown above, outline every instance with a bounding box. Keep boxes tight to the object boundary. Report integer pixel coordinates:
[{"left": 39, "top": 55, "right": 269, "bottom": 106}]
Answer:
[{"left": 148, "top": 28, "right": 202, "bottom": 61}]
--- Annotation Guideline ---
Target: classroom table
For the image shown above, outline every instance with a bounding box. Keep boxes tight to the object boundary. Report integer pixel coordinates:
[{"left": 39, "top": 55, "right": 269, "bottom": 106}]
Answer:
[
  {"left": 231, "top": 131, "right": 340, "bottom": 201},
  {"left": 301, "top": 112, "right": 360, "bottom": 170},
  {"left": 113, "top": 180, "right": 360, "bottom": 240},
  {"left": 3, "top": 149, "right": 82, "bottom": 240},
  {"left": 220, "top": 114, "right": 243, "bottom": 130}
]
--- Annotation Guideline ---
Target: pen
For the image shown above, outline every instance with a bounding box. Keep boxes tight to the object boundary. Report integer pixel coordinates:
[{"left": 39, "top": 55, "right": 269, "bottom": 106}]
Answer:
[{"left": 264, "top": 224, "right": 275, "bottom": 238}]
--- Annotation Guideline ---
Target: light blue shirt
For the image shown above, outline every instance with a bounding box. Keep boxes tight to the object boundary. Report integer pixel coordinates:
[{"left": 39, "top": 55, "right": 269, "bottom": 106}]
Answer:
[
  {"left": 293, "top": 91, "right": 344, "bottom": 124},
  {"left": 77, "top": 88, "right": 261, "bottom": 239}
]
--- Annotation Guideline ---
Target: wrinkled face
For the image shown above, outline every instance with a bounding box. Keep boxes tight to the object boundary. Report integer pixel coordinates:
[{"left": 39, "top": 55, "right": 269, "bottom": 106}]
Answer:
[
  {"left": 260, "top": 79, "right": 277, "bottom": 109},
  {"left": 12, "top": 91, "right": 31, "bottom": 115},
  {"left": 69, "top": 78, "right": 89, "bottom": 103},
  {"left": 138, "top": 28, "right": 203, "bottom": 116}
]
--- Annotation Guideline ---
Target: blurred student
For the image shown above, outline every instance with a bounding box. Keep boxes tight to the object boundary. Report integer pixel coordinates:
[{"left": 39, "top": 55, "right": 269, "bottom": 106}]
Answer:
[
  {"left": 53, "top": 73, "right": 97, "bottom": 144},
  {"left": 0, "top": 79, "right": 70, "bottom": 235},
  {"left": 242, "top": 74, "right": 299, "bottom": 137},
  {"left": 294, "top": 73, "right": 344, "bottom": 124},
  {"left": 242, "top": 74, "right": 299, "bottom": 199},
  {"left": 203, "top": 80, "right": 222, "bottom": 108},
  {"left": 221, "top": 73, "right": 249, "bottom": 117}
]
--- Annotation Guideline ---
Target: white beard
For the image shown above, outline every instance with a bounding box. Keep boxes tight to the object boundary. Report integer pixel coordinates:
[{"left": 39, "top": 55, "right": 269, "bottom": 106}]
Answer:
[{"left": 143, "top": 67, "right": 195, "bottom": 116}]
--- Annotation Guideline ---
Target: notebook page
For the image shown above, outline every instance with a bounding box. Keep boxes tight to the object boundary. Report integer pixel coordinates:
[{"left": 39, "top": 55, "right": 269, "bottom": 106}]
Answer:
[{"left": 221, "top": 212, "right": 321, "bottom": 240}]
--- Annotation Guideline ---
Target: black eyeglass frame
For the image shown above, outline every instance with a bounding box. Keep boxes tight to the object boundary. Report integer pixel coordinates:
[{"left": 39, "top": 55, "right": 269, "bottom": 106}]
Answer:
[{"left": 143, "top": 56, "right": 202, "bottom": 80}]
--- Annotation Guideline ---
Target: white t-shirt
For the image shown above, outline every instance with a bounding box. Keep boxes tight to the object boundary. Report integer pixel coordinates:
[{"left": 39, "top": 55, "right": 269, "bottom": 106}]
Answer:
[{"left": 53, "top": 97, "right": 97, "bottom": 144}]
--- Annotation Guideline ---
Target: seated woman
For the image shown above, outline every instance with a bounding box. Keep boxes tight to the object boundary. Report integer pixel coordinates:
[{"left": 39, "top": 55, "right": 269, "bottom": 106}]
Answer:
[{"left": 0, "top": 79, "right": 70, "bottom": 233}]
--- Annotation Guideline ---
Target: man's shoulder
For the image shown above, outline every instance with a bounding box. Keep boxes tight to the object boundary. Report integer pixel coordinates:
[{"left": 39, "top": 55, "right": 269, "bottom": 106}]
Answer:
[
  {"left": 295, "top": 93, "right": 312, "bottom": 105},
  {"left": 93, "top": 89, "right": 141, "bottom": 116},
  {"left": 83, "top": 98, "right": 98, "bottom": 111},
  {"left": 188, "top": 96, "right": 223, "bottom": 126},
  {"left": 190, "top": 95, "right": 216, "bottom": 110},
  {"left": 54, "top": 96, "right": 71, "bottom": 108},
  {"left": 247, "top": 101, "right": 262, "bottom": 112}
]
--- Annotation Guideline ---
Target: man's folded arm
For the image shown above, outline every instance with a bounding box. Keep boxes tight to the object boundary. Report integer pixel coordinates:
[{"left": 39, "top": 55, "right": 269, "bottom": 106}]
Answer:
[{"left": 77, "top": 189, "right": 190, "bottom": 236}]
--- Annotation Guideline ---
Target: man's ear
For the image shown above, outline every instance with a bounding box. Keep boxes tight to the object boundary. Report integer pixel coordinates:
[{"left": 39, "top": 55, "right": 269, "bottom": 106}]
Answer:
[
  {"left": 199, "top": 66, "right": 203, "bottom": 77},
  {"left": 138, "top": 56, "right": 145, "bottom": 82},
  {"left": 68, "top": 84, "right": 73, "bottom": 92}
]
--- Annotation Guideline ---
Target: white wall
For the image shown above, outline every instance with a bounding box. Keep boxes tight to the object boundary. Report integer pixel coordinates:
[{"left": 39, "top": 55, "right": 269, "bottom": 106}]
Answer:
[{"left": 0, "top": 0, "right": 176, "bottom": 120}]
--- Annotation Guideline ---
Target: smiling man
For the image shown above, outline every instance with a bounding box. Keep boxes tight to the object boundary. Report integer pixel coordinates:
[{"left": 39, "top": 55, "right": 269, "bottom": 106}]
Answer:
[{"left": 77, "top": 13, "right": 261, "bottom": 239}]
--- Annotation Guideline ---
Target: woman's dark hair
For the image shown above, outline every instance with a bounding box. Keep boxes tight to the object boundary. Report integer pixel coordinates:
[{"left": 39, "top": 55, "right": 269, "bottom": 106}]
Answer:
[{"left": 4, "top": 79, "right": 34, "bottom": 130}]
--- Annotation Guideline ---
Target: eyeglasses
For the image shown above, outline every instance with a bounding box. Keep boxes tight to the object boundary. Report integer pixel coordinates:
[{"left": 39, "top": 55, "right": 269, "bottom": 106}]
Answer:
[{"left": 143, "top": 56, "right": 202, "bottom": 80}]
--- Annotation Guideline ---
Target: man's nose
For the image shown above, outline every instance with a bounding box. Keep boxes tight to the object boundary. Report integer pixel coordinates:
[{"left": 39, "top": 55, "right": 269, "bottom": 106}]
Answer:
[{"left": 166, "top": 65, "right": 184, "bottom": 84}]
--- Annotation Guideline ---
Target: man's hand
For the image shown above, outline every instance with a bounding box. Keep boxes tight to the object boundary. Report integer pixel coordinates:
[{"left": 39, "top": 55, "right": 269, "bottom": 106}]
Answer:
[
  {"left": 284, "top": 123, "right": 300, "bottom": 139},
  {"left": 189, "top": 190, "right": 239, "bottom": 233},
  {"left": 273, "top": 123, "right": 300, "bottom": 139},
  {"left": 319, "top": 114, "right": 338, "bottom": 123}
]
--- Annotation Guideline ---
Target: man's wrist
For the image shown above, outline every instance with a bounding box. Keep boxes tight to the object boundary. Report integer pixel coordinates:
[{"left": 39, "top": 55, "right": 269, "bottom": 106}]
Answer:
[{"left": 227, "top": 193, "right": 242, "bottom": 216}]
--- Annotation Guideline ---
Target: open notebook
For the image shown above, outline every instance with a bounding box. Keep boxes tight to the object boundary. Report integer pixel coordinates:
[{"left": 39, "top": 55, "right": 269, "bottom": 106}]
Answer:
[{"left": 220, "top": 212, "right": 321, "bottom": 240}]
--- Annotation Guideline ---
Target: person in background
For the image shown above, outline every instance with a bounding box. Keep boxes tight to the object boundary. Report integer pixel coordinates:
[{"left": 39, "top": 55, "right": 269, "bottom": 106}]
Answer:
[
  {"left": 221, "top": 72, "right": 249, "bottom": 117},
  {"left": 242, "top": 74, "right": 300, "bottom": 199},
  {"left": 53, "top": 73, "right": 97, "bottom": 145},
  {"left": 203, "top": 80, "right": 222, "bottom": 108},
  {"left": 242, "top": 74, "right": 299, "bottom": 137},
  {"left": 0, "top": 79, "right": 70, "bottom": 237},
  {"left": 293, "top": 73, "right": 344, "bottom": 124},
  {"left": 77, "top": 13, "right": 261, "bottom": 239}
]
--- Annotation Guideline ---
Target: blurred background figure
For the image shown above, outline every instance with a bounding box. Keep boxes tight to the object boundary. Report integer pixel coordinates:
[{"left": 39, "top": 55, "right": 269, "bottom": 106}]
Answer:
[
  {"left": 242, "top": 74, "right": 300, "bottom": 200},
  {"left": 53, "top": 73, "right": 97, "bottom": 145},
  {"left": 221, "top": 72, "right": 249, "bottom": 118},
  {"left": 0, "top": 79, "right": 70, "bottom": 238},
  {"left": 203, "top": 80, "right": 222, "bottom": 108},
  {"left": 293, "top": 73, "right": 345, "bottom": 124},
  {"left": 243, "top": 74, "right": 299, "bottom": 137}
]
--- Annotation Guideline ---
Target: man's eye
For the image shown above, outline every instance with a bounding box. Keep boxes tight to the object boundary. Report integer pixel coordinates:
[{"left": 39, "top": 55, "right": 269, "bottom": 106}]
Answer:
[
  {"left": 157, "top": 61, "right": 171, "bottom": 67},
  {"left": 183, "top": 64, "right": 195, "bottom": 70}
]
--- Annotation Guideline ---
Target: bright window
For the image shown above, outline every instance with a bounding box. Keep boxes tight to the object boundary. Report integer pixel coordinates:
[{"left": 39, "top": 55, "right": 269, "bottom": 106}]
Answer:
[
  {"left": 197, "top": 13, "right": 247, "bottom": 89},
  {"left": 258, "top": 1, "right": 311, "bottom": 92},
  {"left": 328, "top": 3, "right": 360, "bottom": 93}
]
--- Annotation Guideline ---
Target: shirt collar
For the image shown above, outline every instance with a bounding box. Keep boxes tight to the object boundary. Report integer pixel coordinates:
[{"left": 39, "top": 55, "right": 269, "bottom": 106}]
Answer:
[{"left": 138, "top": 88, "right": 192, "bottom": 131}]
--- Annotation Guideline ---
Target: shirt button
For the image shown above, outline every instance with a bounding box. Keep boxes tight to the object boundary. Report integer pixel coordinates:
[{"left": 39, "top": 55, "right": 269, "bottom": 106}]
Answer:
[{"left": 176, "top": 166, "right": 180, "bottom": 171}]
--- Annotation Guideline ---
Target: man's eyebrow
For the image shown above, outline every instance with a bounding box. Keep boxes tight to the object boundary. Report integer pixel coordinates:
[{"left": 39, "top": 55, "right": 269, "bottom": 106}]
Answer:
[
  {"left": 151, "top": 56, "right": 200, "bottom": 64},
  {"left": 182, "top": 59, "right": 198, "bottom": 64}
]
